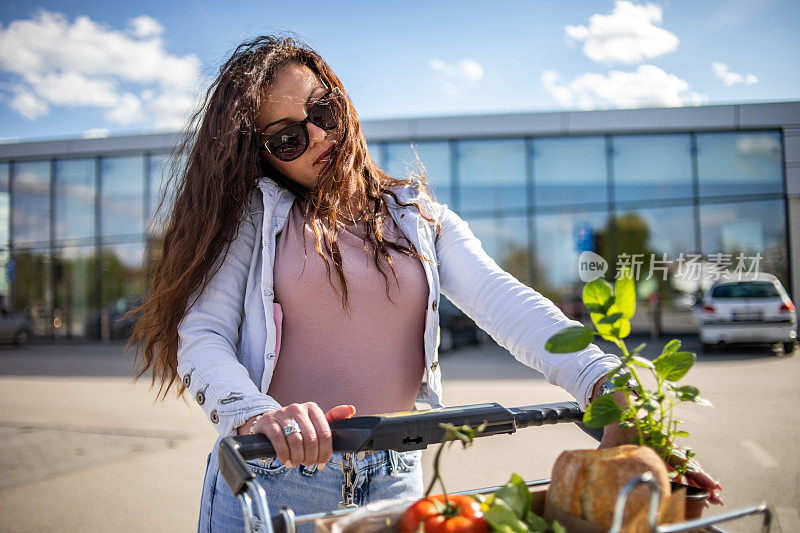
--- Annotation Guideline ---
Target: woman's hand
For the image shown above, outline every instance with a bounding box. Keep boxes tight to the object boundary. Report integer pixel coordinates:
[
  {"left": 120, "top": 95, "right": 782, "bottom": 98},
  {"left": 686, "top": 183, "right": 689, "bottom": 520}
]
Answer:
[{"left": 240, "top": 402, "right": 356, "bottom": 469}]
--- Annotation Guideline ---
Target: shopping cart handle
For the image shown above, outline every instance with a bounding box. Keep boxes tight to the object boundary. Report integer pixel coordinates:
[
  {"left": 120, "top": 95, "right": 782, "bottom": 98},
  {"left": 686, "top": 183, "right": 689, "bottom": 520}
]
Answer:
[{"left": 218, "top": 401, "right": 582, "bottom": 497}]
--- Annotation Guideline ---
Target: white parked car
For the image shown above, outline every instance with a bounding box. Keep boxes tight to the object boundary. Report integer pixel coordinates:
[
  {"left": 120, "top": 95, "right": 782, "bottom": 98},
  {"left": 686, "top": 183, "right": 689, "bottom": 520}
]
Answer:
[{"left": 696, "top": 273, "right": 797, "bottom": 353}]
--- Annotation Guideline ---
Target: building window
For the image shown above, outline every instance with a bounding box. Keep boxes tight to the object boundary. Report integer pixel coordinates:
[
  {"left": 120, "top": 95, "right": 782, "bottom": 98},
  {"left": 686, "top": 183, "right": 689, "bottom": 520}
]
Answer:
[
  {"left": 613, "top": 205, "right": 698, "bottom": 326},
  {"left": 533, "top": 136, "right": 607, "bottom": 208},
  {"left": 12, "top": 160, "right": 51, "bottom": 245},
  {"left": 0, "top": 162, "right": 9, "bottom": 248},
  {"left": 11, "top": 248, "right": 50, "bottom": 335},
  {"left": 148, "top": 153, "right": 178, "bottom": 237},
  {"left": 101, "top": 156, "right": 145, "bottom": 239},
  {"left": 458, "top": 139, "right": 526, "bottom": 215},
  {"left": 612, "top": 134, "right": 693, "bottom": 203},
  {"left": 385, "top": 141, "right": 452, "bottom": 205},
  {"left": 101, "top": 242, "right": 145, "bottom": 306},
  {"left": 699, "top": 199, "right": 788, "bottom": 290},
  {"left": 55, "top": 158, "right": 95, "bottom": 243},
  {"left": 464, "top": 215, "right": 531, "bottom": 286},
  {"left": 54, "top": 245, "right": 96, "bottom": 337},
  {"left": 697, "top": 131, "right": 783, "bottom": 198},
  {"left": 367, "top": 143, "right": 383, "bottom": 167},
  {"left": 533, "top": 211, "right": 608, "bottom": 300}
]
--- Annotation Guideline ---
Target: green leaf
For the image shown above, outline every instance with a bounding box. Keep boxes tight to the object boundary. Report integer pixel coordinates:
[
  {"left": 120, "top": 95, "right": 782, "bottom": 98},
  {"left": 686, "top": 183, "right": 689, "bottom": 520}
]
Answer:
[
  {"left": 483, "top": 499, "right": 529, "bottom": 533},
  {"left": 491, "top": 472, "right": 531, "bottom": 518},
  {"left": 673, "top": 431, "right": 690, "bottom": 438},
  {"left": 630, "top": 343, "right": 647, "bottom": 356},
  {"left": 629, "top": 355, "right": 654, "bottom": 369},
  {"left": 613, "top": 266, "right": 636, "bottom": 319},
  {"left": 545, "top": 326, "right": 594, "bottom": 353},
  {"left": 551, "top": 520, "right": 567, "bottom": 533},
  {"left": 523, "top": 510, "right": 549, "bottom": 532},
  {"left": 672, "top": 385, "right": 699, "bottom": 400},
  {"left": 694, "top": 396, "right": 713, "bottom": 407},
  {"left": 473, "top": 493, "right": 489, "bottom": 504},
  {"left": 640, "top": 398, "right": 659, "bottom": 412},
  {"left": 611, "top": 317, "right": 631, "bottom": 339},
  {"left": 598, "top": 312, "right": 624, "bottom": 325},
  {"left": 583, "top": 394, "right": 623, "bottom": 428},
  {"left": 654, "top": 351, "right": 696, "bottom": 381},
  {"left": 582, "top": 278, "right": 613, "bottom": 314},
  {"left": 612, "top": 372, "right": 632, "bottom": 388},
  {"left": 590, "top": 312, "right": 617, "bottom": 341},
  {"left": 661, "top": 339, "right": 681, "bottom": 357}
]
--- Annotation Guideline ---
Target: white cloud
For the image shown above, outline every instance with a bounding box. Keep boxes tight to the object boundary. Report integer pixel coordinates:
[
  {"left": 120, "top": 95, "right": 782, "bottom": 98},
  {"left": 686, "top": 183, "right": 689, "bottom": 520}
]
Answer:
[
  {"left": 127, "top": 15, "right": 164, "bottom": 39},
  {"left": 26, "top": 71, "right": 119, "bottom": 107},
  {"left": 736, "top": 134, "right": 780, "bottom": 159},
  {"left": 429, "top": 58, "right": 484, "bottom": 96},
  {"left": 712, "top": 62, "right": 759, "bottom": 87},
  {"left": 542, "top": 65, "right": 708, "bottom": 110},
  {"left": 0, "top": 9, "right": 204, "bottom": 131},
  {"left": 104, "top": 92, "right": 144, "bottom": 124},
  {"left": 565, "top": 1, "right": 679, "bottom": 64},
  {"left": 82, "top": 128, "right": 109, "bottom": 139},
  {"left": 10, "top": 86, "right": 49, "bottom": 119}
]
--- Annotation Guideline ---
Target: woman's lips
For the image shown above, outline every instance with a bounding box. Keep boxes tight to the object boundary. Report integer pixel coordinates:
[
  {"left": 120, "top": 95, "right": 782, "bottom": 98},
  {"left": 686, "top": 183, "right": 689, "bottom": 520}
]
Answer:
[{"left": 315, "top": 144, "right": 335, "bottom": 165}]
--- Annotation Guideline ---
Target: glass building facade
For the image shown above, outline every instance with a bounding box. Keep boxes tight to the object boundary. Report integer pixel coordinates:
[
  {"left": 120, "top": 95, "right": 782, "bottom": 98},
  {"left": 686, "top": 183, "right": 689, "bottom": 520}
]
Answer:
[{"left": 0, "top": 103, "right": 796, "bottom": 338}]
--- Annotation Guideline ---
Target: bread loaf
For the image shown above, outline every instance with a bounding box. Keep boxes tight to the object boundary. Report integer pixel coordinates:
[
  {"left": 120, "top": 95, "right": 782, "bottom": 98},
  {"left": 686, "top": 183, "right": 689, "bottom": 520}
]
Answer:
[{"left": 546, "top": 445, "right": 671, "bottom": 530}]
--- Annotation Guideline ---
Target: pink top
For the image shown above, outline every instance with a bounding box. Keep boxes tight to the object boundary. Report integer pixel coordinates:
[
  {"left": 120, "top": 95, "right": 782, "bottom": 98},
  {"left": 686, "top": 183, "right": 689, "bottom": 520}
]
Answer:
[{"left": 268, "top": 202, "right": 428, "bottom": 416}]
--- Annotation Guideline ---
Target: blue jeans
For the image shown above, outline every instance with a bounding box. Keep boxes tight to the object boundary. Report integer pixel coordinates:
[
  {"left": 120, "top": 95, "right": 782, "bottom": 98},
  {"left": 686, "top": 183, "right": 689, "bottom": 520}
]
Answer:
[{"left": 198, "top": 436, "right": 424, "bottom": 533}]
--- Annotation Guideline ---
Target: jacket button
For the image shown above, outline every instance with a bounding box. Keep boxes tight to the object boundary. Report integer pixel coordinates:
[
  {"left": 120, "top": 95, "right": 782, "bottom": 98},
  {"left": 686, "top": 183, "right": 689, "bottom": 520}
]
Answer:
[
  {"left": 210, "top": 410, "right": 219, "bottom": 424},
  {"left": 267, "top": 352, "right": 275, "bottom": 359},
  {"left": 430, "top": 361, "right": 438, "bottom": 371},
  {"left": 196, "top": 392, "right": 205, "bottom": 405},
  {"left": 400, "top": 213, "right": 405, "bottom": 219},
  {"left": 183, "top": 374, "right": 191, "bottom": 387},
  {"left": 432, "top": 300, "right": 438, "bottom": 312}
]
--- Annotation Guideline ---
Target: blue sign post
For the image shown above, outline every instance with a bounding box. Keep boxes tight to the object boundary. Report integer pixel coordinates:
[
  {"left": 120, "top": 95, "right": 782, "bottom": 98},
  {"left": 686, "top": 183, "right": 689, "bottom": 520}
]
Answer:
[
  {"left": 5, "top": 258, "right": 15, "bottom": 282},
  {"left": 573, "top": 222, "right": 594, "bottom": 253}
]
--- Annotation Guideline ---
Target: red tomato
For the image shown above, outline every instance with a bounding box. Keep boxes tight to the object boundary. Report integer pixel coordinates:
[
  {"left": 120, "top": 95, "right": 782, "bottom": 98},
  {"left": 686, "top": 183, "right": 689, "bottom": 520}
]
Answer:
[{"left": 399, "top": 495, "right": 489, "bottom": 533}]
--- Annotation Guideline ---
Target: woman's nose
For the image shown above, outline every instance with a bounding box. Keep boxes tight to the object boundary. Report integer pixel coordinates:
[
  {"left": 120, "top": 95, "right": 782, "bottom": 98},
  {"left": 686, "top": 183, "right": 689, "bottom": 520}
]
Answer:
[{"left": 306, "top": 121, "right": 327, "bottom": 145}]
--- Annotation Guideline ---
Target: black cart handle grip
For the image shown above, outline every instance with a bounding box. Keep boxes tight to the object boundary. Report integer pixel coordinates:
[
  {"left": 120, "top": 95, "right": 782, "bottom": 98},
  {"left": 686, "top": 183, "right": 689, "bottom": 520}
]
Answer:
[{"left": 218, "top": 401, "right": 582, "bottom": 497}]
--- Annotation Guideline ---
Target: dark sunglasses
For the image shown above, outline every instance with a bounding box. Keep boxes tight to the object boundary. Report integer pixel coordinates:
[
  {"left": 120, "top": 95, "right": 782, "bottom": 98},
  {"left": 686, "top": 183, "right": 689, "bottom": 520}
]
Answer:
[{"left": 260, "top": 92, "right": 338, "bottom": 162}]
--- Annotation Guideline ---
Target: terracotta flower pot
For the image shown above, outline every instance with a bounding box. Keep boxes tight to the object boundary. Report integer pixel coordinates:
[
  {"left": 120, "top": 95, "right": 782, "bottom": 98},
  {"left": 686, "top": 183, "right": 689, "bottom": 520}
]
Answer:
[{"left": 671, "top": 481, "right": 711, "bottom": 520}]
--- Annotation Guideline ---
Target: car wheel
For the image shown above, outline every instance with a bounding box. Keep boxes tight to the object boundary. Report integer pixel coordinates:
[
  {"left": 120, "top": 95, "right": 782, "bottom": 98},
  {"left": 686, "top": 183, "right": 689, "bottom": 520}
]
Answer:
[
  {"left": 13, "top": 329, "right": 31, "bottom": 346},
  {"left": 439, "top": 327, "right": 454, "bottom": 352},
  {"left": 783, "top": 341, "right": 796, "bottom": 355}
]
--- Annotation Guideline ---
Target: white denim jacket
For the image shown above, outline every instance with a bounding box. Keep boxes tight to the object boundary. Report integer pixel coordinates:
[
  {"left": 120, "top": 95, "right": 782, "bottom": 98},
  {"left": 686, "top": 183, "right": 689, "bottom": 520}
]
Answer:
[{"left": 176, "top": 177, "right": 621, "bottom": 438}]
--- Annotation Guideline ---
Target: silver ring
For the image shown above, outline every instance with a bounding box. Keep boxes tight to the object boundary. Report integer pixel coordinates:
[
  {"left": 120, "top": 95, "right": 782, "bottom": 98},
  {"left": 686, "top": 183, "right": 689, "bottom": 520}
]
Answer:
[{"left": 282, "top": 419, "right": 301, "bottom": 436}]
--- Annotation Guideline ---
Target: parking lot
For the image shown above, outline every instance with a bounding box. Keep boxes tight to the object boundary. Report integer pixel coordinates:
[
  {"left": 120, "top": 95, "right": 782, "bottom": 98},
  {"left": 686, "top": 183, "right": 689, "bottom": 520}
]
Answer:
[{"left": 0, "top": 336, "right": 797, "bottom": 532}]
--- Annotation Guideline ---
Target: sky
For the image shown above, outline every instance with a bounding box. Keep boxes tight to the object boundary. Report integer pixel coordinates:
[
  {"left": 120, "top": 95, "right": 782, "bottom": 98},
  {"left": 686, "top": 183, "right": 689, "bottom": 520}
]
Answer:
[{"left": 0, "top": 0, "right": 798, "bottom": 143}]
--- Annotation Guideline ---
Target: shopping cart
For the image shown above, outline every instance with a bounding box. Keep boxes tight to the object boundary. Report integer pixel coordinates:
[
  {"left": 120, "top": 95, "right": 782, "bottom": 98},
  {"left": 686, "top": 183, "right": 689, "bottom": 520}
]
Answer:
[{"left": 218, "top": 401, "right": 772, "bottom": 533}]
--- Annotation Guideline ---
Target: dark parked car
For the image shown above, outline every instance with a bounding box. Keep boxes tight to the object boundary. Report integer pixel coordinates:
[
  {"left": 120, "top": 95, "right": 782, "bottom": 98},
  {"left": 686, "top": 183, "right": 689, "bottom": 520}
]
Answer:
[
  {"left": 437, "top": 295, "right": 483, "bottom": 352},
  {"left": 0, "top": 308, "right": 34, "bottom": 345},
  {"left": 84, "top": 297, "right": 143, "bottom": 340}
]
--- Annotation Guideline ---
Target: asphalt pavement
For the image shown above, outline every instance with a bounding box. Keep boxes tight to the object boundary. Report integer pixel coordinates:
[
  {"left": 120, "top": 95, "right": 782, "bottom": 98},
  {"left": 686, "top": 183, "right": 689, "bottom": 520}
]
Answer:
[{"left": 0, "top": 335, "right": 796, "bottom": 533}]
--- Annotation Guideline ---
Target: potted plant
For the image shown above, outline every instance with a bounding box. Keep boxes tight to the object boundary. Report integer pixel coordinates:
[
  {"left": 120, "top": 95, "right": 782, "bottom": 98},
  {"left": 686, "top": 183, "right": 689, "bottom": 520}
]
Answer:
[{"left": 543, "top": 266, "right": 712, "bottom": 521}]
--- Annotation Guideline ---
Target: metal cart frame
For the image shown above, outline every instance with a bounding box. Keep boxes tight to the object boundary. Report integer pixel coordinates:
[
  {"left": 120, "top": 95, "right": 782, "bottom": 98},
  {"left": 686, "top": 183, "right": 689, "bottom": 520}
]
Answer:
[{"left": 218, "top": 401, "right": 772, "bottom": 533}]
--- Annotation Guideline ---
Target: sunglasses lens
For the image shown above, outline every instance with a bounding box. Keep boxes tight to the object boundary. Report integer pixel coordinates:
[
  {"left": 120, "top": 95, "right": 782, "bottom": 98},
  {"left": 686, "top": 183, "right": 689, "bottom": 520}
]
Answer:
[
  {"left": 268, "top": 124, "right": 307, "bottom": 161},
  {"left": 309, "top": 100, "right": 337, "bottom": 130}
]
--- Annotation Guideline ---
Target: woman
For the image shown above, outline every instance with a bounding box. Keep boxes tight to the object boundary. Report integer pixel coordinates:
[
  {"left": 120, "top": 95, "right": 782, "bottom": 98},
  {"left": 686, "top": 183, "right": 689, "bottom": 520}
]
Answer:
[{"left": 130, "top": 35, "right": 720, "bottom": 532}]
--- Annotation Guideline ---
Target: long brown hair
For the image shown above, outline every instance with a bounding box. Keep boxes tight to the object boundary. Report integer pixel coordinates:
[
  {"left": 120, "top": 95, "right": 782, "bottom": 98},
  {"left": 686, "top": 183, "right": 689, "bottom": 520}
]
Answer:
[{"left": 128, "top": 35, "right": 439, "bottom": 402}]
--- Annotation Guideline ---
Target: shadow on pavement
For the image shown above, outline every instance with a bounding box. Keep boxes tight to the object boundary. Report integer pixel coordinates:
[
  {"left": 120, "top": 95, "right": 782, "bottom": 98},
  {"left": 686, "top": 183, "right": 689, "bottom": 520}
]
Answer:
[
  {"left": 1, "top": 334, "right": 792, "bottom": 379},
  {"left": 0, "top": 340, "right": 146, "bottom": 378}
]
